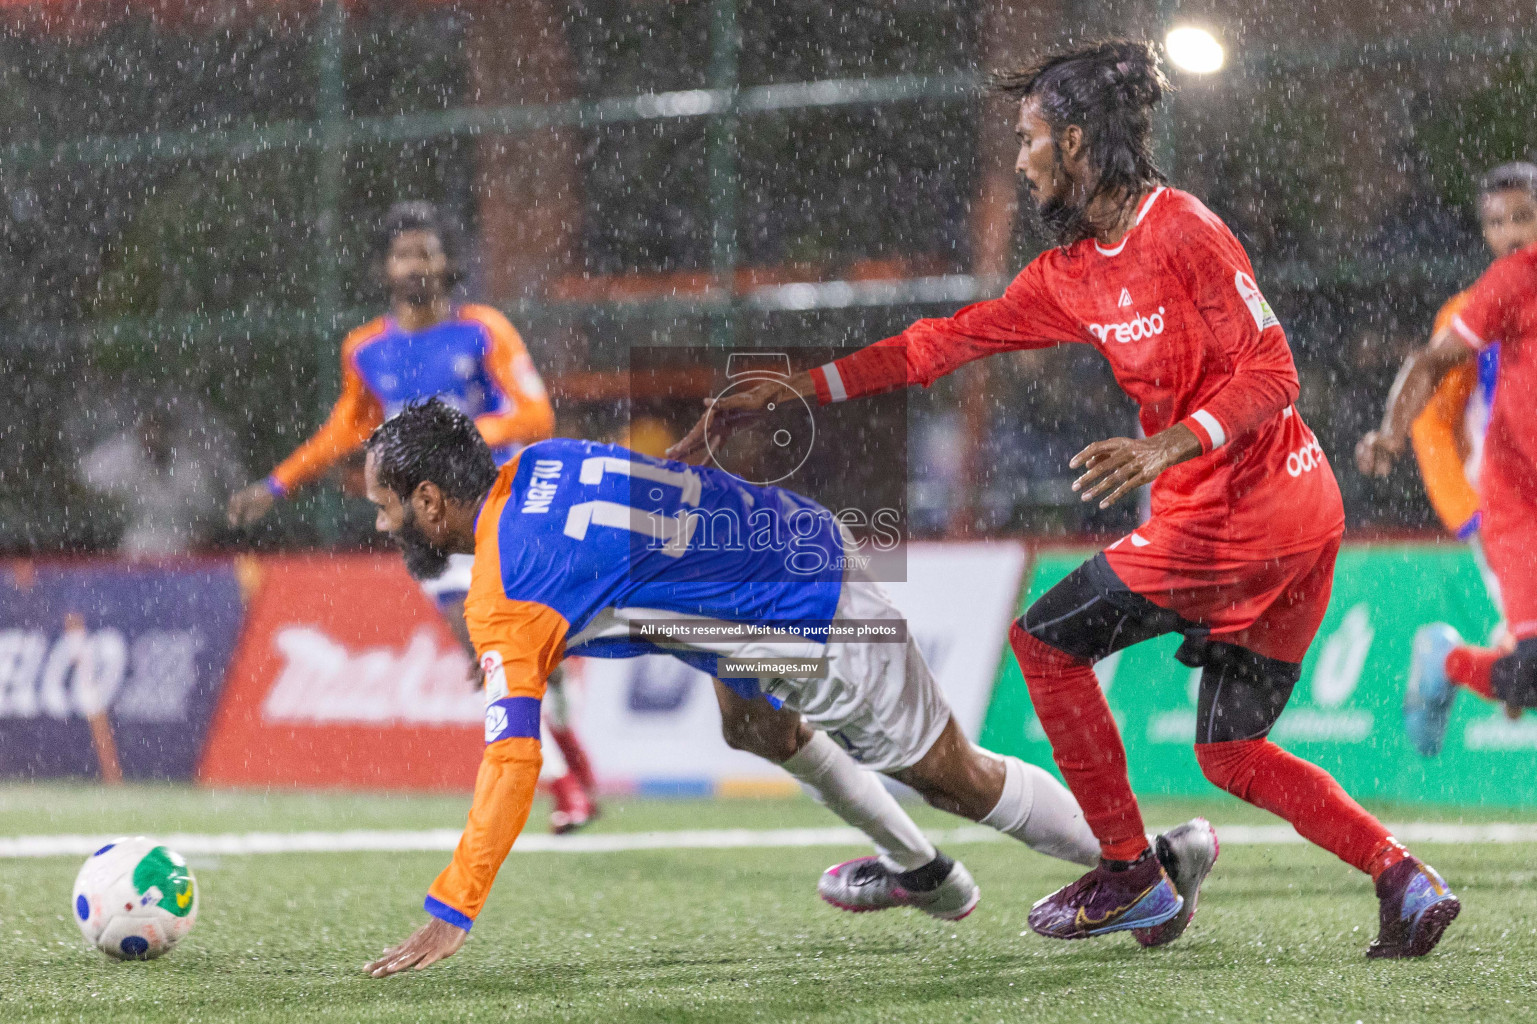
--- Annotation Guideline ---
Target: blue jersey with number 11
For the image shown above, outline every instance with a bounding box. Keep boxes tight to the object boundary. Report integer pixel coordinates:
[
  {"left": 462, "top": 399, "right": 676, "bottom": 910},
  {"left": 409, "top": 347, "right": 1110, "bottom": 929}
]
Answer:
[
  {"left": 483, "top": 438, "right": 844, "bottom": 670},
  {"left": 430, "top": 439, "right": 845, "bottom": 931}
]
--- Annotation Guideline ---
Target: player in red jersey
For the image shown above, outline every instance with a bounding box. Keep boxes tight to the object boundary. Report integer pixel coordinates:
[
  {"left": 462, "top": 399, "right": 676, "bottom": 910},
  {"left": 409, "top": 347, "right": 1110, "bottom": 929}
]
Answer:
[
  {"left": 1397, "top": 163, "right": 1537, "bottom": 757},
  {"left": 1360, "top": 202, "right": 1537, "bottom": 726},
  {"left": 674, "top": 40, "right": 1459, "bottom": 956}
]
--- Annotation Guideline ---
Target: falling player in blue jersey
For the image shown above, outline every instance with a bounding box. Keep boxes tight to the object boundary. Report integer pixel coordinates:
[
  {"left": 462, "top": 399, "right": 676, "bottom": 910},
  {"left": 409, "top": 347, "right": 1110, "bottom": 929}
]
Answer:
[
  {"left": 226, "top": 201, "right": 598, "bottom": 831},
  {"left": 358, "top": 401, "right": 1217, "bottom": 976}
]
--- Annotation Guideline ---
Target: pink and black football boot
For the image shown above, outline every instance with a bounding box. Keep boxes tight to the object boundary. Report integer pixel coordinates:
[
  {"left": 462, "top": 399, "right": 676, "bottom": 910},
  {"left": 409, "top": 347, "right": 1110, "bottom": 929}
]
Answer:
[{"left": 818, "top": 850, "right": 979, "bottom": 921}]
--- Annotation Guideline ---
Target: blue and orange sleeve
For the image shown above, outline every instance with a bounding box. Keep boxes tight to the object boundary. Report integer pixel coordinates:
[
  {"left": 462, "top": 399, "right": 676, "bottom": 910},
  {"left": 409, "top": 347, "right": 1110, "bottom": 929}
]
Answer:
[
  {"left": 461, "top": 304, "right": 556, "bottom": 449},
  {"left": 424, "top": 473, "right": 569, "bottom": 928},
  {"left": 268, "top": 321, "right": 387, "bottom": 495}
]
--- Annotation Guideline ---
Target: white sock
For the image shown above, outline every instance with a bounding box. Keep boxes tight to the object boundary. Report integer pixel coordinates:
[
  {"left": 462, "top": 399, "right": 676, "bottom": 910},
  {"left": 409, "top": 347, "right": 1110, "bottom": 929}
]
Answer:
[
  {"left": 980, "top": 756, "right": 1099, "bottom": 867},
  {"left": 782, "top": 732, "right": 936, "bottom": 871}
]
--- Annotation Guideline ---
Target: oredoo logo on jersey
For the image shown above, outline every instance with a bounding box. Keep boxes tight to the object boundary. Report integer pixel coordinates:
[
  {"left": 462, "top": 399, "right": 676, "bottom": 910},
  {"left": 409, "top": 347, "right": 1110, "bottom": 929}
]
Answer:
[
  {"left": 1087, "top": 307, "right": 1165, "bottom": 344},
  {"left": 1286, "top": 436, "right": 1325, "bottom": 478}
]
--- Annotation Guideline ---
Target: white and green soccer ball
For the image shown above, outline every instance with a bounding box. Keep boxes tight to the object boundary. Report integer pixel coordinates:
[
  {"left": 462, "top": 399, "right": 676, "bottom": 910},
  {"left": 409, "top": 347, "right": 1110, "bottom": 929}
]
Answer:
[{"left": 72, "top": 837, "right": 198, "bottom": 960}]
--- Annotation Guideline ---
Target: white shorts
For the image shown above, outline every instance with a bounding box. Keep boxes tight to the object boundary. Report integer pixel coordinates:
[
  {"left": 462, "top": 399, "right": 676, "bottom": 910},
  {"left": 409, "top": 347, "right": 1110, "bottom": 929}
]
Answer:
[
  {"left": 419, "top": 553, "right": 475, "bottom": 602},
  {"left": 563, "top": 565, "right": 953, "bottom": 773},
  {"left": 761, "top": 572, "right": 951, "bottom": 773}
]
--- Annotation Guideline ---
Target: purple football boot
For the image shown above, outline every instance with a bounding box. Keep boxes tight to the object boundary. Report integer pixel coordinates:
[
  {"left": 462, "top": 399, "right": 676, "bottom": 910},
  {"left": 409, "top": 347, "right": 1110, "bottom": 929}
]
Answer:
[
  {"left": 1028, "top": 848, "right": 1183, "bottom": 940},
  {"left": 1366, "top": 857, "right": 1461, "bottom": 958}
]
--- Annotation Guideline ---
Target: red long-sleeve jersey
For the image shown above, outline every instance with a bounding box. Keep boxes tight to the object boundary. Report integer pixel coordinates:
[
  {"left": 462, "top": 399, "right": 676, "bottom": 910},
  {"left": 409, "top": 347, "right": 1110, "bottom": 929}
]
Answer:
[
  {"left": 811, "top": 187, "right": 1343, "bottom": 560},
  {"left": 1449, "top": 241, "right": 1537, "bottom": 493}
]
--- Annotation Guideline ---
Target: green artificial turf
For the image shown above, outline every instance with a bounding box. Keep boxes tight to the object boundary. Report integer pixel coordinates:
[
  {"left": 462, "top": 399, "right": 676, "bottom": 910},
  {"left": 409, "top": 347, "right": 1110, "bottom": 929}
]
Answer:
[{"left": 2, "top": 785, "right": 1535, "bottom": 1023}]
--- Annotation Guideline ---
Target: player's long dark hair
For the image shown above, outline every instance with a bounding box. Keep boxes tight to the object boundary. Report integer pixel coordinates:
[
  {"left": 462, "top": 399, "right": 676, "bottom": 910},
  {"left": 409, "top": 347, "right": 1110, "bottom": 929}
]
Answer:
[
  {"left": 367, "top": 399, "right": 497, "bottom": 505},
  {"left": 992, "top": 39, "right": 1168, "bottom": 246}
]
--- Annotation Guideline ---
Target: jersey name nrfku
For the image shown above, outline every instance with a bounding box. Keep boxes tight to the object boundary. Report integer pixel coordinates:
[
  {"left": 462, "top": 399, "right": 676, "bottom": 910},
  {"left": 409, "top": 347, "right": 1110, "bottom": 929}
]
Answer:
[{"left": 521, "top": 460, "right": 563, "bottom": 513}]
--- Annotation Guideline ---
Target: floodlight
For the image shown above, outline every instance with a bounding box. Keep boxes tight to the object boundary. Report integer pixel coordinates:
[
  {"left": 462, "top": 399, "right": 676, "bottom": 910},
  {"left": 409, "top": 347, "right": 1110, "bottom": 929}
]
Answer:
[{"left": 1165, "top": 27, "right": 1224, "bottom": 74}]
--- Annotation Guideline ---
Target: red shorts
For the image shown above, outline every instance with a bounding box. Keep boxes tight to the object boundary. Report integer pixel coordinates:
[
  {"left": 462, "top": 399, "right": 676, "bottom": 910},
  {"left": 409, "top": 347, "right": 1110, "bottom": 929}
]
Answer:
[
  {"left": 1482, "top": 460, "right": 1537, "bottom": 641},
  {"left": 1104, "top": 530, "right": 1341, "bottom": 664}
]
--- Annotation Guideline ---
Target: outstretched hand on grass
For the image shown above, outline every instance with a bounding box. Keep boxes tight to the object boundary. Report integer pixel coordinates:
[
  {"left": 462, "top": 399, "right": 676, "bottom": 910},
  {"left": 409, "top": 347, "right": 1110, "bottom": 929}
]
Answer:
[
  {"left": 365, "top": 917, "right": 467, "bottom": 978},
  {"left": 1070, "top": 424, "right": 1203, "bottom": 509}
]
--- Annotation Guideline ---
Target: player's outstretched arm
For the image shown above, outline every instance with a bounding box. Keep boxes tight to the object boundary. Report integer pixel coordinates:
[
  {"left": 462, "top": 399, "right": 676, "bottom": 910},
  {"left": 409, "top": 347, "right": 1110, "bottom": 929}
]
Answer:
[
  {"left": 669, "top": 273, "right": 1064, "bottom": 462},
  {"left": 235, "top": 338, "right": 383, "bottom": 525},
  {"left": 363, "top": 735, "right": 541, "bottom": 978},
  {"left": 1356, "top": 328, "right": 1472, "bottom": 478},
  {"left": 365, "top": 917, "right": 468, "bottom": 977},
  {"left": 667, "top": 370, "right": 815, "bottom": 462},
  {"left": 1070, "top": 423, "right": 1204, "bottom": 509},
  {"left": 367, "top": 665, "right": 560, "bottom": 976}
]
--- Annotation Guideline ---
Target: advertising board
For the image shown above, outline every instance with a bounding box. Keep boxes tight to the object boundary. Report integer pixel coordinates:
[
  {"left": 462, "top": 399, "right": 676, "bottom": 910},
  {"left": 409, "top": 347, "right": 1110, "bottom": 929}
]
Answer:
[
  {"left": 198, "top": 555, "right": 483, "bottom": 790},
  {"left": 978, "top": 544, "right": 1529, "bottom": 805},
  {"left": 0, "top": 560, "right": 243, "bottom": 780}
]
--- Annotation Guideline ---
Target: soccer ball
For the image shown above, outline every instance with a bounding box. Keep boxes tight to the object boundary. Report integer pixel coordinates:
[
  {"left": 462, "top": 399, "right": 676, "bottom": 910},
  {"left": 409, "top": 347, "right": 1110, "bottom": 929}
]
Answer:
[{"left": 72, "top": 837, "right": 198, "bottom": 960}]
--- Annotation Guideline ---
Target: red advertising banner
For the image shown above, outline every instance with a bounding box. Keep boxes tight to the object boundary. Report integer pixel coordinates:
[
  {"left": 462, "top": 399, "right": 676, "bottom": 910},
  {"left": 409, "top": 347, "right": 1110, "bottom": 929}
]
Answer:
[{"left": 199, "top": 554, "right": 483, "bottom": 791}]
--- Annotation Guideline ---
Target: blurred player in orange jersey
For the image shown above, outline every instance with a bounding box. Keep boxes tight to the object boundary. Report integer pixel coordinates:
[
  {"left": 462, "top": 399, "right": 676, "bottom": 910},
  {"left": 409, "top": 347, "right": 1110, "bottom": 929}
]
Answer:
[
  {"left": 1399, "top": 163, "right": 1537, "bottom": 755},
  {"left": 226, "top": 200, "right": 598, "bottom": 831}
]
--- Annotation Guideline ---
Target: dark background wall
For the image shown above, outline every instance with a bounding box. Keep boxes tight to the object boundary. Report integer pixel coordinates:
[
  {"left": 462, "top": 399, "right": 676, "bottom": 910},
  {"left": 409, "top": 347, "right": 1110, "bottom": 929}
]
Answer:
[{"left": 0, "top": 0, "right": 1531, "bottom": 551}]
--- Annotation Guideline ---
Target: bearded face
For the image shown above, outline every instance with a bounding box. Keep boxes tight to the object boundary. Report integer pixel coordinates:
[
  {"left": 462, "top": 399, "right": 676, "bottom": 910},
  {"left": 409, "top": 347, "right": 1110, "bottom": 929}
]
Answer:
[
  {"left": 393, "top": 503, "right": 452, "bottom": 580},
  {"left": 1035, "top": 191, "right": 1081, "bottom": 242},
  {"left": 1022, "top": 141, "right": 1088, "bottom": 245},
  {"left": 384, "top": 228, "right": 449, "bottom": 310}
]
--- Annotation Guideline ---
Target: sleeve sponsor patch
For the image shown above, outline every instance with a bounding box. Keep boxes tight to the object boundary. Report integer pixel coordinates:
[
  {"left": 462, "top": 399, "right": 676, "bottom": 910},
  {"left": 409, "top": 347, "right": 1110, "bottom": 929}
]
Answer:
[
  {"left": 481, "top": 651, "right": 509, "bottom": 702},
  {"left": 1234, "top": 271, "right": 1281, "bottom": 331}
]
